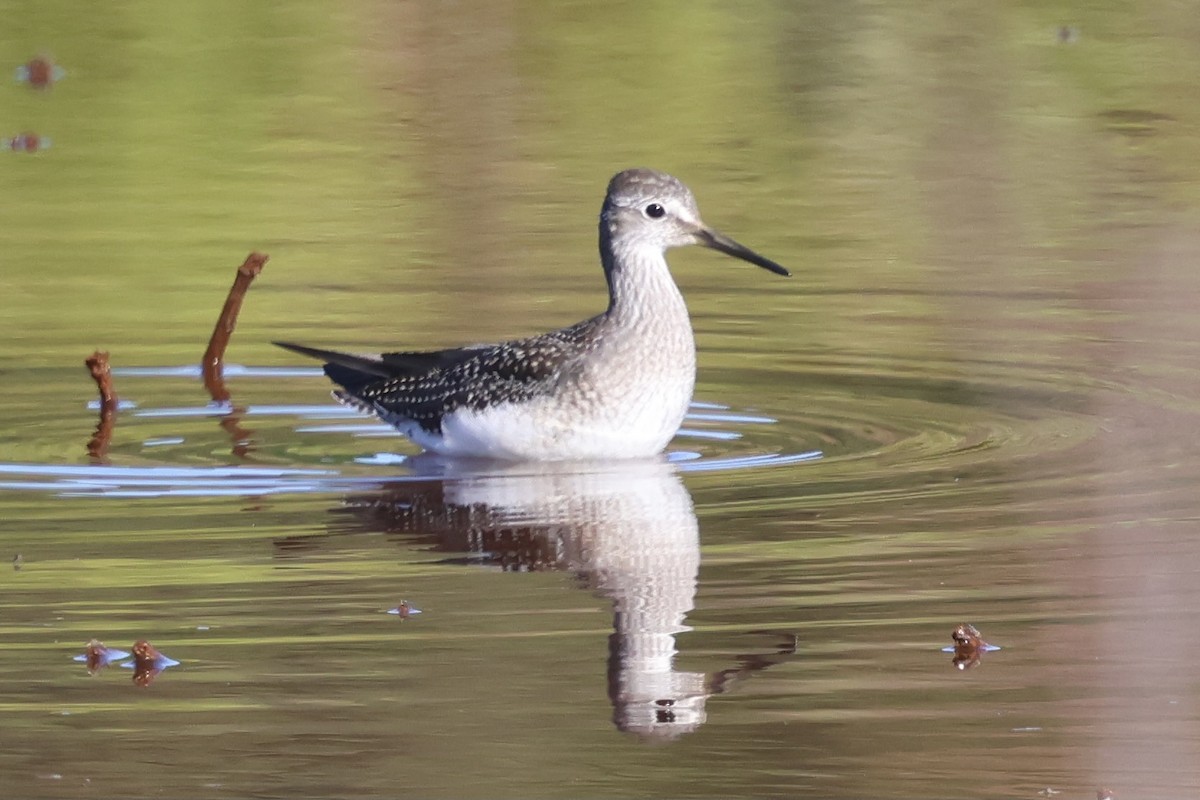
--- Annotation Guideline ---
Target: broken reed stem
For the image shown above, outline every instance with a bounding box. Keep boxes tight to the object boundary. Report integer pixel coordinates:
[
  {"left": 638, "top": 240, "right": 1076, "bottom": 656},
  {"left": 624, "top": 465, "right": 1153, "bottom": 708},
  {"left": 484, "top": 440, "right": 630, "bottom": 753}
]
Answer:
[
  {"left": 85, "top": 350, "right": 117, "bottom": 461},
  {"left": 85, "top": 350, "right": 116, "bottom": 406},
  {"left": 202, "top": 252, "right": 268, "bottom": 403}
]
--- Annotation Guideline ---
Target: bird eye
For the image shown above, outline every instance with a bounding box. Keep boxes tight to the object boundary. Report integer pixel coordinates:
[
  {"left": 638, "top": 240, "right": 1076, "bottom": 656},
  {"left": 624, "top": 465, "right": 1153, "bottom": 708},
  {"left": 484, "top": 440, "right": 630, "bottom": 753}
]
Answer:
[{"left": 644, "top": 203, "right": 666, "bottom": 219}]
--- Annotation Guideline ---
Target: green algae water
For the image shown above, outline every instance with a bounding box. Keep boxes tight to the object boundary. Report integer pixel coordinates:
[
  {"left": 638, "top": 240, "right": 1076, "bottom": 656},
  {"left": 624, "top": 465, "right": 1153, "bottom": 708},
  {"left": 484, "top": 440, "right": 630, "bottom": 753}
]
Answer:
[{"left": 4, "top": 2, "right": 1200, "bottom": 797}]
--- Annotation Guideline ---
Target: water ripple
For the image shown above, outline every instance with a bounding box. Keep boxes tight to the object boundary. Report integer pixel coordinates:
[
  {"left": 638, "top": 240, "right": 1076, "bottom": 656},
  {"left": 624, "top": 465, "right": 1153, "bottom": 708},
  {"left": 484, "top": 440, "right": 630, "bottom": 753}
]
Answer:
[{"left": 0, "top": 352, "right": 1136, "bottom": 500}]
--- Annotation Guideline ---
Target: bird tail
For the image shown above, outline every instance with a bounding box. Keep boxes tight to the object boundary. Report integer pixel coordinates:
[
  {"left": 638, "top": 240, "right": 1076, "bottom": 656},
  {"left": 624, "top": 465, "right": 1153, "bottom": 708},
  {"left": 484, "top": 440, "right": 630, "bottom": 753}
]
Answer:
[{"left": 273, "top": 341, "right": 393, "bottom": 392}]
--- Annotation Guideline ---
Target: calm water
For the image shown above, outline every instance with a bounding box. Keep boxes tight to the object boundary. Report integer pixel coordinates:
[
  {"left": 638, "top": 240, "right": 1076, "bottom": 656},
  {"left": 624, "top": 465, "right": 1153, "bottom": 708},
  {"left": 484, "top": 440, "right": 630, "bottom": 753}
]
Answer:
[{"left": 4, "top": 2, "right": 1200, "bottom": 798}]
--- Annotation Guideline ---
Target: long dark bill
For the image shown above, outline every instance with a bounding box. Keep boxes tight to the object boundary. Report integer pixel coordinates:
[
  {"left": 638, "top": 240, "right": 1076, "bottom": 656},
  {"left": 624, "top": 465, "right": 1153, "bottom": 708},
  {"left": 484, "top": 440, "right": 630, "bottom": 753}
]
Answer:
[{"left": 697, "top": 227, "right": 791, "bottom": 277}]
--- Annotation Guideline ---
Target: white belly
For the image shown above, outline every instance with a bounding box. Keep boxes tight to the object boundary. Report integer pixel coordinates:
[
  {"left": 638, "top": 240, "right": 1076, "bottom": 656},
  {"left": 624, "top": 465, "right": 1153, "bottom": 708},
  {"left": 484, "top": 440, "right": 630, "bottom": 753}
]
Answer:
[{"left": 409, "top": 375, "right": 694, "bottom": 461}]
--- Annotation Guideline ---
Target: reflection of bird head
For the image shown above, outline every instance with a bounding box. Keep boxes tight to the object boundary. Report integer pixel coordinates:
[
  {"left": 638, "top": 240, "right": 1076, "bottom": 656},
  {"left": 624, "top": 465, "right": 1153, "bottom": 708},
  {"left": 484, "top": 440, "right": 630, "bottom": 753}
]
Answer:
[{"left": 608, "top": 643, "right": 710, "bottom": 741}]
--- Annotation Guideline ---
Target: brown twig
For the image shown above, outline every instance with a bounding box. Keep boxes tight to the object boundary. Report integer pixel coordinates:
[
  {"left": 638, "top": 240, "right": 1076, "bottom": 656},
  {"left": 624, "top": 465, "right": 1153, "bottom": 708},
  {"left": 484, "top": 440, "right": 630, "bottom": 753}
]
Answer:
[
  {"left": 85, "top": 350, "right": 117, "bottom": 461},
  {"left": 86, "top": 350, "right": 116, "bottom": 405},
  {"left": 202, "top": 252, "right": 268, "bottom": 403}
]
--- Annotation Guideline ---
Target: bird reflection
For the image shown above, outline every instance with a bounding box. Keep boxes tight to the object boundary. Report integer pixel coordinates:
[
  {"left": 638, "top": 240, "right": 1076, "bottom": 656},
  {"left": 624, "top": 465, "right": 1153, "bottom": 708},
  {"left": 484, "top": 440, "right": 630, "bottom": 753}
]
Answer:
[{"left": 324, "top": 456, "right": 797, "bottom": 741}]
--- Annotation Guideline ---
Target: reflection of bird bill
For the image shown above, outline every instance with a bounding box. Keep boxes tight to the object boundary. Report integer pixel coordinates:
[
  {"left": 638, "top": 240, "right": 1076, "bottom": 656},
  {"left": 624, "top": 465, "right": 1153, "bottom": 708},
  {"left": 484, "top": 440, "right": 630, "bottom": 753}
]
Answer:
[{"left": 351, "top": 457, "right": 798, "bottom": 741}]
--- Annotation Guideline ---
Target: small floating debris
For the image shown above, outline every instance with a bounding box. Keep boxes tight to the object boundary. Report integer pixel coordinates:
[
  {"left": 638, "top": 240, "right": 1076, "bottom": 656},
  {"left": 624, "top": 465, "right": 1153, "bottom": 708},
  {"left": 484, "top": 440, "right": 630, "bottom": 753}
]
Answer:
[
  {"left": 1096, "top": 789, "right": 1116, "bottom": 800},
  {"left": 1056, "top": 25, "right": 1080, "bottom": 45},
  {"left": 122, "top": 639, "right": 180, "bottom": 686},
  {"left": 6, "top": 132, "right": 50, "bottom": 153},
  {"left": 387, "top": 600, "right": 422, "bottom": 619},
  {"left": 941, "top": 623, "right": 1001, "bottom": 670},
  {"left": 73, "top": 639, "right": 131, "bottom": 674},
  {"left": 14, "top": 56, "right": 65, "bottom": 88}
]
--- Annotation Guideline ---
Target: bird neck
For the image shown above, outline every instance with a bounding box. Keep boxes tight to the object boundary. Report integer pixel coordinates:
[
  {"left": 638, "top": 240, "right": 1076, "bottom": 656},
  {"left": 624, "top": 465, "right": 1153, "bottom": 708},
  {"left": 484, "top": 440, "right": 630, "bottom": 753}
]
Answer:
[{"left": 600, "top": 228, "right": 689, "bottom": 328}]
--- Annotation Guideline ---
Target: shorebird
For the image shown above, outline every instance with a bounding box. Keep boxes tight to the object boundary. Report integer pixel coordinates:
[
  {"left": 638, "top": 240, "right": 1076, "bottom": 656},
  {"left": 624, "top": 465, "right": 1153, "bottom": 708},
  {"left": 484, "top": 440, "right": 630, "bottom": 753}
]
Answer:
[{"left": 276, "top": 168, "right": 789, "bottom": 460}]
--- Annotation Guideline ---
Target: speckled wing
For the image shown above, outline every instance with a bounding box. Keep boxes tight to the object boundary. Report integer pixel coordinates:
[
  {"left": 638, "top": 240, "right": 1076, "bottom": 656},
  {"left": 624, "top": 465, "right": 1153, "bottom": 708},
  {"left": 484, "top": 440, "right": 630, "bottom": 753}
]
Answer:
[
  {"left": 346, "top": 324, "right": 597, "bottom": 433},
  {"left": 278, "top": 320, "right": 600, "bottom": 434}
]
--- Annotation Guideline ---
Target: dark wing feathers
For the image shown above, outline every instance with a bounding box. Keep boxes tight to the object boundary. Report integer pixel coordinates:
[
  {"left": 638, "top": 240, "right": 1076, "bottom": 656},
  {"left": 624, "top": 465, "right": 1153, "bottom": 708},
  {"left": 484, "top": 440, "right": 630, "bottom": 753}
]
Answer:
[
  {"left": 274, "top": 341, "right": 478, "bottom": 381},
  {"left": 275, "top": 322, "right": 598, "bottom": 432},
  {"left": 275, "top": 340, "right": 489, "bottom": 395},
  {"left": 274, "top": 341, "right": 394, "bottom": 378},
  {"left": 377, "top": 348, "right": 484, "bottom": 376}
]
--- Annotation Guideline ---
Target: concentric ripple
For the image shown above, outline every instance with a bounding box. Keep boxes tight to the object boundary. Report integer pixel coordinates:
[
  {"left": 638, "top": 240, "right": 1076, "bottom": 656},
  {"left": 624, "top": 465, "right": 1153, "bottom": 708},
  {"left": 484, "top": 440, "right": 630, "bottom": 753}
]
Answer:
[
  {"left": 0, "top": 363, "right": 824, "bottom": 497},
  {"left": 0, "top": 350, "right": 1158, "bottom": 501}
]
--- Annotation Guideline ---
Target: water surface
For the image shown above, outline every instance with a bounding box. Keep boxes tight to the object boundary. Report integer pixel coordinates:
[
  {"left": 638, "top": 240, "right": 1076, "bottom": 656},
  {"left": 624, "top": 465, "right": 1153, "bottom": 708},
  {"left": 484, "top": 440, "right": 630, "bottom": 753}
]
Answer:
[{"left": 4, "top": 2, "right": 1200, "bottom": 798}]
